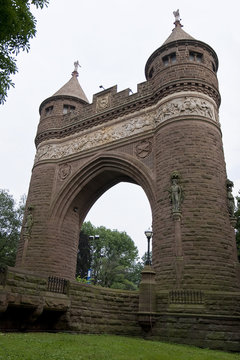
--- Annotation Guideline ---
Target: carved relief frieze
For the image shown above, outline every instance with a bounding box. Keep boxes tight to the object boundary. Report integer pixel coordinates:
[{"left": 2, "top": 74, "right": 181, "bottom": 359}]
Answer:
[
  {"left": 35, "top": 114, "right": 153, "bottom": 163},
  {"left": 155, "top": 95, "right": 218, "bottom": 126}
]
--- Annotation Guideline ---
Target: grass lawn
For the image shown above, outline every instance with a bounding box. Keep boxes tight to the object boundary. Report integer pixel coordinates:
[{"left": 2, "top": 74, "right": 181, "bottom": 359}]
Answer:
[{"left": 0, "top": 333, "right": 239, "bottom": 360}]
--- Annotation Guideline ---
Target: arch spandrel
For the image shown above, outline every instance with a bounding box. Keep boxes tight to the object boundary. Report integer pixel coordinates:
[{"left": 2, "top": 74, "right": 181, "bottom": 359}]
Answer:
[{"left": 49, "top": 151, "right": 156, "bottom": 225}]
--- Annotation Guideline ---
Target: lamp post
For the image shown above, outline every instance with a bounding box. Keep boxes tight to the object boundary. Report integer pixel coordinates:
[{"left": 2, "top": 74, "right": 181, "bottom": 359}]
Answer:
[
  {"left": 144, "top": 230, "right": 153, "bottom": 265},
  {"left": 88, "top": 235, "right": 99, "bottom": 283}
]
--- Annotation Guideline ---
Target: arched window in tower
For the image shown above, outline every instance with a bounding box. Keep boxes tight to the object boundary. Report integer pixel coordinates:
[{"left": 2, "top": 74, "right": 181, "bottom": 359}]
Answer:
[
  {"left": 162, "top": 52, "right": 177, "bottom": 66},
  {"left": 212, "top": 62, "right": 216, "bottom": 72},
  {"left": 63, "top": 104, "right": 76, "bottom": 114},
  {"left": 45, "top": 106, "right": 53, "bottom": 116},
  {"left": 148, "top": 67, "right": 154, "bottom": 79},
  {"left": 189, "top": 51, "right": 203, "bottom": 63}
]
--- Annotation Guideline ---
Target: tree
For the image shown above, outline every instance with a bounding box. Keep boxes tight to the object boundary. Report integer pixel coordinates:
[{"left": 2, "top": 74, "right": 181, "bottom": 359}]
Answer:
[
  {"left": 0, "top": 190, "right": 25, "bottom": 266},
  {"left": 0, "top": 0, "right": 49, "bottom": 104},
  {"left": 76, "top": 230, "right": 91, "bottom": 279},
  {"left": 76, "top": 221, "right": 140, "bottom": 290}
]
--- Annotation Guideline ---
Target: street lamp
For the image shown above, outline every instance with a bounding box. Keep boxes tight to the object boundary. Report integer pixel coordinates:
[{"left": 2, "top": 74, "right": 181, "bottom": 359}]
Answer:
[
  {"left": 144, "top": 229, "right": 153, "bottom": 265},
  {"left": 88, "top": 235, "right": 100, "bottom": 283}
]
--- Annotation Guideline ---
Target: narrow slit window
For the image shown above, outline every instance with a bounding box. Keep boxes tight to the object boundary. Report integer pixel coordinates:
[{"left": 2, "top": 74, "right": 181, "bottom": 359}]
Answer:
[
  {"left": 149, "top": 67, "right": 154, "bottom": 78},
  {"left": 212, "top": 62, "right": 216, "bottom": 72}
]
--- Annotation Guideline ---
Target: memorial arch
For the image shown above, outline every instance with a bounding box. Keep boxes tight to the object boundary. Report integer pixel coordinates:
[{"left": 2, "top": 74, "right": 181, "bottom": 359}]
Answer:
[
  {"left": 1, "top": 14, "right": 239, "bottom": 350},
  {"left": 15, "top": 14, "right": 239, "bottom": 293}
]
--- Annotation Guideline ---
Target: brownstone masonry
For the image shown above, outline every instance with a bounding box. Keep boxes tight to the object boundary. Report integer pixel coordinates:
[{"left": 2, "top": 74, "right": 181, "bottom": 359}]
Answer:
[{"left": 1, "top": 14, "right": 239, "bottom": 351}]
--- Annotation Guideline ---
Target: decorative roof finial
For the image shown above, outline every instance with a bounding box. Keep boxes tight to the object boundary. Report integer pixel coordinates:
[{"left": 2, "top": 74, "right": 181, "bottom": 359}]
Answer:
[
  {"left": 173, "top": 9, "right": 183, "bottom": 27},
  {"left": 72, "top": 60, "right": 81, "bottom": 77}
]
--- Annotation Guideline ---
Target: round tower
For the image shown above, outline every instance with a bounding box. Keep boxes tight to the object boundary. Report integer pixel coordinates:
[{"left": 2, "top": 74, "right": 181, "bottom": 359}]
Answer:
[
  {"left": 145, "top": 16, "right": 219, "bottom": 105},
  {"left": 15, "top": 63, "right": 89, "bottom": 272},
  {"left": 37, "top": 62, "right": 89, "bottom": 143},
  {"left": 148, "top": 14, "right": 239, "bottom": 292}
]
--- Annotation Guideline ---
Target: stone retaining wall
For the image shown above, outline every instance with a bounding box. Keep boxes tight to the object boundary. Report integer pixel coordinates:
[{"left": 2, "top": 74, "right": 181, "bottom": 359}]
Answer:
[{"left": 1, "top": 268, "right": 239, "bottom": 351}]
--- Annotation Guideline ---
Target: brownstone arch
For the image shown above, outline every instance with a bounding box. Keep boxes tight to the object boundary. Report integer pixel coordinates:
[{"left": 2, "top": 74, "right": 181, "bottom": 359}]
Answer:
[
  {"left": 4, "top": 16, "right": 239, "bottom": 350},
  {"left": 50, "top": 152, "right": 155, "bottom": 224},
  {"left": 15, "top": 17, "right": 239, "bottom": 292},
  {"left": 44, "top": 152, "right": 155, "bottom": 279}
]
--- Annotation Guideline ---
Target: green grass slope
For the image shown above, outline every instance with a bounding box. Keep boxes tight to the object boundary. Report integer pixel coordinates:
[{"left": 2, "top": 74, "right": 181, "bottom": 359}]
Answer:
[{"left": 0, "top": 333, "right": 239, "bottom": 360}]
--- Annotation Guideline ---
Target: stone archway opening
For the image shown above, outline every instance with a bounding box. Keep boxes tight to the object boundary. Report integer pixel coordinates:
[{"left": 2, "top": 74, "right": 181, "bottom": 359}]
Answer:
[
  {"left": 76, "top": 182, "right": 152, "bottom": 286},
  {"left": 84, "top": 182, "right": 152, "bottom": 257},
  {"left": 35, "top": 153, "right": 156, "bottom": 281}
]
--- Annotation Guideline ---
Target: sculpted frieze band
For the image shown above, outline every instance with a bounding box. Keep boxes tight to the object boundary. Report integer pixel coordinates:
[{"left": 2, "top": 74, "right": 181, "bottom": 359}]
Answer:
[
  {"left": 35, "top": 93, "right": 218, "bottom": 163},
  {"left": 155, "top": 96, "right": 217, "bottom": 125},
  {"left": 35, "top": 115, "right": 152, "bottom": 163}
]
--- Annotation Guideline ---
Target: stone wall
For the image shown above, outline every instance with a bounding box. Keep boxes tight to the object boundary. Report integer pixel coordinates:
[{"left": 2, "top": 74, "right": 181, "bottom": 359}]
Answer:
[
  {"left": 1, "top": 268, "right": 240, "bottom": 351},
  {"left": 0, "top": 268, "right": 140, "bottom": 336},
  {"left": 66, "top": 282, "right": 140, "bottom": 336}
]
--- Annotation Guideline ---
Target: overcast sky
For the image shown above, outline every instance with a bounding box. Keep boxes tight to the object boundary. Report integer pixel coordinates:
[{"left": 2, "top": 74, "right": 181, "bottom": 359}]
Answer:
[{"left": 0, "top": 0, "right": 240, "bottom": 257}]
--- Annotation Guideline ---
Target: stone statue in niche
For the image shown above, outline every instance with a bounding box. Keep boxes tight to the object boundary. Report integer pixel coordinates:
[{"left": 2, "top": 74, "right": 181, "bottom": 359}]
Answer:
[
  {"left": 170, "top": 172, "right": 183, "bottom": 213},
  {"left": 23, "top": 206, "right": 34, "bottom": 237},
  {"left": 226, "top": 179, "right": 235, "bottom": 217}
]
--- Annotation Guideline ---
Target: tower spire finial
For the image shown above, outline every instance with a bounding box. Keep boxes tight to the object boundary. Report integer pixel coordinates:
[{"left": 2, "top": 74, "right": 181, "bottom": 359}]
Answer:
[
  {"left": 72, "top": 60, "right": 81, "bottom": 77},
  {"left": 173, "top": 9, "right": 183, "bottom": 27}
]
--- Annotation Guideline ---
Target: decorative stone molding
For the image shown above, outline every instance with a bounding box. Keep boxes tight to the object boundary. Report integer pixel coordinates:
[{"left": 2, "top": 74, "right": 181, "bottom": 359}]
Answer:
[
  {"left": 135, "top": 139, "right": 152, "bottom": 158},
  {"left": 35, "top": 114, "right": 153, "bottom": 163},
  {"left": 155, "top": 93, "right": 218, "bottom": 126},
  {"left": 96, "top": 94, "right": 110, "bottom": 112},
  {"left": 58, "top": 163, "right": 72, "bottom": 180}
]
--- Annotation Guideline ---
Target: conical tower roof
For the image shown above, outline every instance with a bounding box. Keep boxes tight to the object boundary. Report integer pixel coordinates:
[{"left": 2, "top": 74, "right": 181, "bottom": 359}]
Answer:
[
  {"left": 145, "top": 10, "right": 218, "bottom": 80},
  {"left": 53, "top": 62, "right": 89, "bottom": 103},
  {"left": 162, "top": 20, "right": 195, "bottom": 45}
]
